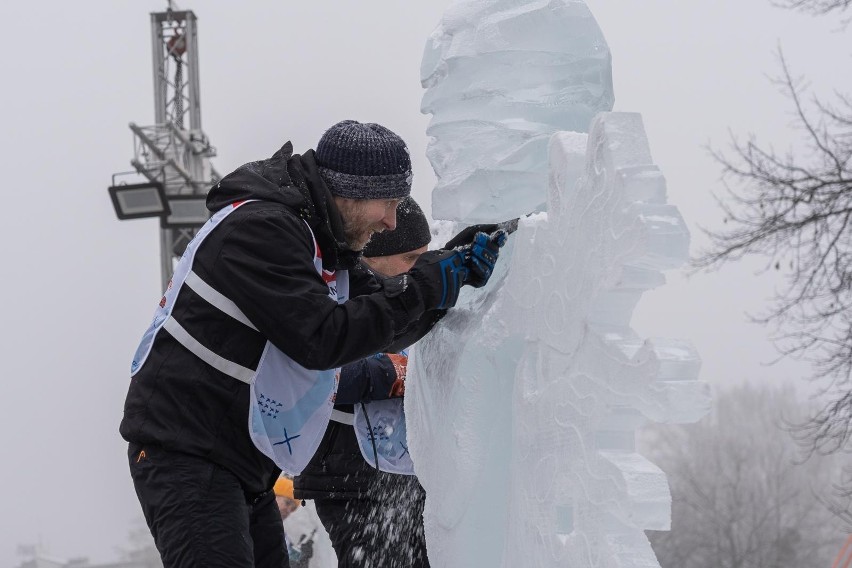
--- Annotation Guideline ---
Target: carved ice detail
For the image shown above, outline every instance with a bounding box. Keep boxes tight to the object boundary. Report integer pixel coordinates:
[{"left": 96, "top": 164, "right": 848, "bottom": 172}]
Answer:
[
  {"left": 407, "top": 2, "right": 711, "bottom": 567},
  {"left": 421, "top": 0, "right": 614, "bottom": 224}
]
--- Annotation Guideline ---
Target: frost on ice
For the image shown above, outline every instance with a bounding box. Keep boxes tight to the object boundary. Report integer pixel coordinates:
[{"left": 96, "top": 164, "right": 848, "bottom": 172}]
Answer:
[{"left": 406, "top": 1, "right": 711, "bottom": 567}]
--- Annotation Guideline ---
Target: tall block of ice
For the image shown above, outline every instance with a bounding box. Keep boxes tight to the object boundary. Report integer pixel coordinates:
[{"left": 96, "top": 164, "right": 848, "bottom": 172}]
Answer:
[
  {"left": 421, "top": 0, "right": 614, "bottom": 223},
  {"left": 407, "top": 2, "right": 711, "bottom": 567}
]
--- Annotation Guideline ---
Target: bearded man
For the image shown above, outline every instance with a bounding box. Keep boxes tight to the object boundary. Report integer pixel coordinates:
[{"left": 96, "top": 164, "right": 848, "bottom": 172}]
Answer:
[{"left": 120, "top": 120, "right": 506, "bottom": 568}]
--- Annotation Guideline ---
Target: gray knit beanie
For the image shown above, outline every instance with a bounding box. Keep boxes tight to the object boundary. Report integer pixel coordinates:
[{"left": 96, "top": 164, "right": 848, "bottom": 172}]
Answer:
[
  {"left": 363, "top": 196, "right": 431, "bottom": 258},
  {"left": 316, "top": 120, "right": 412, "bottom": 200}
]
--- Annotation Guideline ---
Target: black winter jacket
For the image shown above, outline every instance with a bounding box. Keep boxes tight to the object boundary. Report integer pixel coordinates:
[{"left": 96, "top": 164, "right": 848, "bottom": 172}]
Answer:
[{"left": 120, "top": 143, "right": 435, "bottom": 493}]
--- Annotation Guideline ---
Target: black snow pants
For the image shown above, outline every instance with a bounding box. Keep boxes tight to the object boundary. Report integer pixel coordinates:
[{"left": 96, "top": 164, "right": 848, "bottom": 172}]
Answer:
[
  {"left": 128, "top": 442, "right": 289, "bottom": 568},
  {"left": 314, "top": 476, "right": 429, "bottom": 568}
]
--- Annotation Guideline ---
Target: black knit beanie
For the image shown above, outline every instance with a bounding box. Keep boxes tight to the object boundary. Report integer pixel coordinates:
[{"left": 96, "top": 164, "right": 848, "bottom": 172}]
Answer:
[
  {"left": 316, "top": 120, "right": 412, "bottom": 200},
  {"left": 363, "top": 196, "right": 431, "bottom": 258}
]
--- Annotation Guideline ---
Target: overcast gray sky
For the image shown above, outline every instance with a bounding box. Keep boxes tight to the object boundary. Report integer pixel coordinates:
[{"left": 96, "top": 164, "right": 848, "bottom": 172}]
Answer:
[{"left": 0, "top": 0, "right": 848, "bottom": 564}]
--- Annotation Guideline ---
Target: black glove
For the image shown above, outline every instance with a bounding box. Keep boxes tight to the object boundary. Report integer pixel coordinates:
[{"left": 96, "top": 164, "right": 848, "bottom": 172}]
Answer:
[
  {"left": 459, "top": 230, "right": 508, "bottom": 288},
  {"left": 407, "top": 248, "right": 469, "bottom": 310},
  {"left": 443, "top": 223, "right": 500, "bottom": 250}
]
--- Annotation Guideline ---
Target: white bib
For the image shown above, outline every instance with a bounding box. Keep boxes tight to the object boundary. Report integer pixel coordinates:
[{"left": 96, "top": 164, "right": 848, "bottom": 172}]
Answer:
[{"left": 131, "top": 200, "right": 348, "bottom": 475}]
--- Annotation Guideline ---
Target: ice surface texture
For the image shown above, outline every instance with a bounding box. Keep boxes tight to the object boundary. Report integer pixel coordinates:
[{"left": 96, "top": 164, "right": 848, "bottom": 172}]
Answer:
[
  {"left": 421, "top": 0, "right": 614, "bottom": 224},
  {"left": 409, "top": 112, "right": 711, "bottom": 568},
  {"left": 408, "top": 2, "right": 711, "bottom": 567}
]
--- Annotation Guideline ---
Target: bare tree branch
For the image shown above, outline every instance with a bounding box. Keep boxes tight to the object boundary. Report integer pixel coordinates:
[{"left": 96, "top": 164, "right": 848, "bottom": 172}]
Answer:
[
  {"left": 645, "top": 386, "right": 847, "bottom": 568},
  {"left": 695, "top": 46, "right": 852, "bottom": 470},
  {"left": 772, "top": 0, "right": 851, "bottom": 15}
]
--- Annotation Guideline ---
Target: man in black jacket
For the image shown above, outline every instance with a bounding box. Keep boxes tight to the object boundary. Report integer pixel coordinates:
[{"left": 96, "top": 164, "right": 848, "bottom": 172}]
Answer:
[
  {"left": 120, "top": 120, "right": 506, "bottom": 568},
  {"left": 295, "top": 196, "right": 433, "bottom": 568}
]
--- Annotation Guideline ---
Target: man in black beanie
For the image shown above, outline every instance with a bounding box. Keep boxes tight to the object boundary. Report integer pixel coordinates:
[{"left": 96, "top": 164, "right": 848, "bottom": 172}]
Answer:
[
  {"left": 121, "top": 120, "right": 506, "bottom": 568},
  {"left": 295, "top": 196, "right": 433, "bottom": 568},
  {"left": 315, "top": 120, "right": 414, "bottom": 250},
  {"left": 361, "top": 196, "right": 431, "bottom": 272}
]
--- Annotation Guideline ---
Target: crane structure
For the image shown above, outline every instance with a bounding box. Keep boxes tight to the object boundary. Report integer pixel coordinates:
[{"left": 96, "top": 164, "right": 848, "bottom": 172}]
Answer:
[{"left": 110, "top": 5, "right": 220, "bottom": 290}]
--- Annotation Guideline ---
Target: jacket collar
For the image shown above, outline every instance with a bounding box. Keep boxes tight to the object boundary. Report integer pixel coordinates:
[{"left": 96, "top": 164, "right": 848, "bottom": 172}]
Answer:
[{"left": 208, "top": 142, "right": 361, "bottom": 271}]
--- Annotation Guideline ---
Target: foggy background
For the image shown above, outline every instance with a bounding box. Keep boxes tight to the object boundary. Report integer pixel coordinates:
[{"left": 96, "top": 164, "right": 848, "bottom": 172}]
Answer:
[{"left": 0, "top": 0, "right": 848, "bottom": 564}]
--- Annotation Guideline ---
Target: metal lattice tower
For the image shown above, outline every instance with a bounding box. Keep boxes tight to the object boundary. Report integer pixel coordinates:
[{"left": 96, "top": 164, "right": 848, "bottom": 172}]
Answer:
[{"left": 129, "top": 7, "right": 219, "bottom": 289}]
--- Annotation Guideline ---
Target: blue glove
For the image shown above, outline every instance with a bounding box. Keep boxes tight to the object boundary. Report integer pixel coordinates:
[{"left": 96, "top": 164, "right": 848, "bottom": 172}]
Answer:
[
  {"left": 407, "top": 249, "right": 469, "bottom": 310},
  {"left": 460, "top": 230, "right": 508, "bottom": 288},
  {"left": 403, "top": 230, "right": 507, "bottom": 309},
  {"left": 442, "top": 223, "right": 500, "bottom": 250}
]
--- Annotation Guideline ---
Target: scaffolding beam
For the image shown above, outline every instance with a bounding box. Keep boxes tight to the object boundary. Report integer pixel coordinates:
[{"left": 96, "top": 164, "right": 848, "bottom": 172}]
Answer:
[{"left": 129, "top": 8, "right": 218, "bottom": 290}]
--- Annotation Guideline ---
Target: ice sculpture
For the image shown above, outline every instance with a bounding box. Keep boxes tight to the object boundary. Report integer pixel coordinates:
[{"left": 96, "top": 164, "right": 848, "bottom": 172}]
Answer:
[
  {"left": 421, "top": 0, "right": 614, "bottom": 223},
  {"left": 406, "top": 2, "right": 711, "bottom": 567}
]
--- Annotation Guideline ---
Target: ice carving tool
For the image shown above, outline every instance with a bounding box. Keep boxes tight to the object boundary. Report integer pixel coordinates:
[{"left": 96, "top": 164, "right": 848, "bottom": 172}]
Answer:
[
  {"left": 496, "top": 210, "right": 538, "bottom": 235},
  {"left": 497, "top": 218, "right": 520, "bottom": 235}
]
